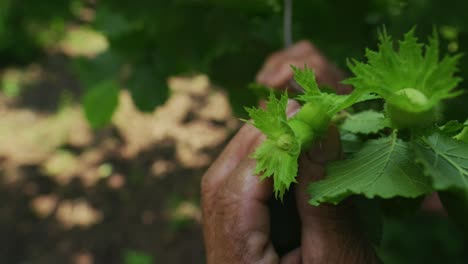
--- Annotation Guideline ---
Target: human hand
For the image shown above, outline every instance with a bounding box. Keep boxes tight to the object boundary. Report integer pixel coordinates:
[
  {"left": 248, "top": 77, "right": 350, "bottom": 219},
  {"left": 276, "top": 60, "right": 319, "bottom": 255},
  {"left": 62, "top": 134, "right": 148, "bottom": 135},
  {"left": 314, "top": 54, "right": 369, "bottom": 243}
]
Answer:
[
  {"left": 256, "top": 41, "right": 351, "bottom": 94},
  {"left": 201, "top": 101, "right": 379, "bottom": 263}
]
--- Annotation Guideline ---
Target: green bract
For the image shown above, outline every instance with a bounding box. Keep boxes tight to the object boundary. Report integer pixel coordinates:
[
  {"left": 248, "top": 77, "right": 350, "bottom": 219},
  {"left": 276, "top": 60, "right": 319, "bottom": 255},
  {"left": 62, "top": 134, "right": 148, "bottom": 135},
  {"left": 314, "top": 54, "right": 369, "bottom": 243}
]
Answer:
[{"left": 345, "top": 28, "right": 462, "bottom": 129}]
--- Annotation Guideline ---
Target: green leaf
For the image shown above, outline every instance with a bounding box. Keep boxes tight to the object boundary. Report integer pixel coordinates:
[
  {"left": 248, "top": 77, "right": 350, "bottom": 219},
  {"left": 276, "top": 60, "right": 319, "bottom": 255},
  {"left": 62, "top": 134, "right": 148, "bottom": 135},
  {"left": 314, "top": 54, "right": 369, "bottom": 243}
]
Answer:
[
  {"left": 83, "top": 80, "right": 119, "bottom": 128},
  {"left": 74, "top": 51, "right": 122, "bottom": 88},
  {"left": 414, "top": 130, "right": 468, "bottom": 192},
  {"left": 94, "top": 6, "right": 139, "bottom": 37},
  {"left": 341, "top": 110, "right": 390, "bottom": 134},
  {"left": 440, "top": 120, "right": 466, "bottom": 137},
  {"left": 309, "top": 133, "right": 432, "bottom": 205},
  {"left": 127, "top": 65, "right": 169, "bottom": 112},
  {"left": 340, "top": 131, "right": 363, "bottom": 154},
  {"left": 292, "top": 66, "right": 379, "bottom": 116},
  {"left": 345, "top": 28, "right": 462, "bottom": 113},
  {"left": 123, "top": 249, "right": 153, "bottom": 264}
]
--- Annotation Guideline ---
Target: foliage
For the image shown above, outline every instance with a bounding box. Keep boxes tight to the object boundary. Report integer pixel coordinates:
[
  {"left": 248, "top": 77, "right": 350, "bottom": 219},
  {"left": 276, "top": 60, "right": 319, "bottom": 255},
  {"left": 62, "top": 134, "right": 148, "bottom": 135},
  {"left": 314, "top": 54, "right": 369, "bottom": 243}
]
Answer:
[
  {"left": 3, "top": 1, "right": 468, "bottom": 124},
  {"left": 345, "top": 29, "right": 462, "bottom": 128},
  {"left": 123, "top": 250, "right": 153, "bottom": 264},
  {"left": 414, "top": 131, "right": 468, "bottom": 192},
  {"left": 309, "top": 132, "right": 432, "bottom": 205},
  {"left": 245, "top": 93, "right": 300, "bottom": 198},
  {"left": 341, "top": 110, "right": 390, "bottom": 134},
  {"left": 246, "top": 29, "right": 468, "bottom": 256}
]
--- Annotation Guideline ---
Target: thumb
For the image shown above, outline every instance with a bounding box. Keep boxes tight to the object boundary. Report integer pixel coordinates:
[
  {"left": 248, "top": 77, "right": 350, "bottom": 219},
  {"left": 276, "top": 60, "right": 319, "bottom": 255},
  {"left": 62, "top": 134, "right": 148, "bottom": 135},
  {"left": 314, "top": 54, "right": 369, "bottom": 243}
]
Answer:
[
  {"left": 294, "top": 126, "right": 359, "bottom": 262},
  {"left": 295, "top": 125, "right": 343, "bottom": 219},
  {"left": 294, "top": 126, "right": 379, "bottom": 263}
]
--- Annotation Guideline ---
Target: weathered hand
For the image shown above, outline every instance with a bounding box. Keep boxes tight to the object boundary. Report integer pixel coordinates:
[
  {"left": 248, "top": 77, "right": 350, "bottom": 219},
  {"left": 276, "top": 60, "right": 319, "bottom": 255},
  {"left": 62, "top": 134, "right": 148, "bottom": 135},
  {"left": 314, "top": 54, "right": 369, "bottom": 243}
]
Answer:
[
  {"left": 201, "top": 101, "right": 379, "bottom": 263},
  {"left": 256, "top": 40, "right": 351, "bottom": 94}
]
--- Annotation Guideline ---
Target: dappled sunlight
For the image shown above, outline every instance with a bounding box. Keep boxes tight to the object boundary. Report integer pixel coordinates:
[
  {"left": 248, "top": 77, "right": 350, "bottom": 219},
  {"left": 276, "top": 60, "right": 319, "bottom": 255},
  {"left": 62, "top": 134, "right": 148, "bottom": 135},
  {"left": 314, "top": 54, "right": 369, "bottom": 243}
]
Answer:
[
  {"left": 59, "top": 27, "right": 108, "bottom": 58},
  {"left": 0, "top": 65, "right": 43, "bottom": 98},
  {"left": 41, "top": 148, "right": 111, "bottom": 186},
  {"left": 0, "top": 107, "right": 91, "bottom": 166},
  {"left": 56, "top": 199, "right": 103, "bottom": 229},
  {"left": 169, "top": 201, "right": 202, "bottom": 224},
  {"left": 31, "top": 195, "right": 103, "bottom": 229},
  {"left": 151, "top": 160, "right": 176, "bottom": 179},
  {"left": 199, "top": 91, "right": 238, "bottom": 127},
  {"left": 114, "top": 74, "right": 239, "bottom": 168},
  {"left": 168, "top": 75, "right": 210, "bottom": 95},
  {"left": 30, "top": 194, "right": 58, "bottom": 219},
  {"left": 0, "top": 73, "right": 238, "bottom": 186},
  {"left": 41, "top": 150, "right": 79, "bottom": 185},
  {"left": 72, "top": 251, "right": 94, "bottom": 264},
  {"left": 0, "top": 72, "right": 237, "bottom": 262},
  {"left": 107, "top": 173, "right": 125, "bottom": 189}
]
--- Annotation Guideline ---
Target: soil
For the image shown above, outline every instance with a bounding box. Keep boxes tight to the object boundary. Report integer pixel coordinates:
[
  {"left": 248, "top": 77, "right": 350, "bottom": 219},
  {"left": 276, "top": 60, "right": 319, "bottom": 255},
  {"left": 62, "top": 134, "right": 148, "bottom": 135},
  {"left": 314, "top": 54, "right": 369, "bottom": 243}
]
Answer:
[{"left": 0, "top": 55, "right": 239, "bottom": 264}]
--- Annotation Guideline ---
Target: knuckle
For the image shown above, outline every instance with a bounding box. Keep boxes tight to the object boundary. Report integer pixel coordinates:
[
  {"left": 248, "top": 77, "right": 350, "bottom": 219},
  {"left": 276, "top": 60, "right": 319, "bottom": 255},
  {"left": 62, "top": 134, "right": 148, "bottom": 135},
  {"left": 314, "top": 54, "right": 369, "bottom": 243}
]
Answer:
[
  {"left": 200, "top": 174, "right": 212, "bottom": 195},
  {"left": 297, "top": 39, "right": 314, "bottom": 50},
  {"left": 266, "top": 52, "right": 283, "bottom": 64},
  {"left": 200, "top": 176, "right": 218, "bottom": 210}
]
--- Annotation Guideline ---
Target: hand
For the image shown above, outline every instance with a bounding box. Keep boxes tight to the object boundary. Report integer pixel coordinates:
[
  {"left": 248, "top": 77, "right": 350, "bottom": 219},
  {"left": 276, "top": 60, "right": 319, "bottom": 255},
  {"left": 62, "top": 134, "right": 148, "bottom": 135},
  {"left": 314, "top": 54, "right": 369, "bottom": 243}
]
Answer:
[
  {"left": 201, "top": 101, "right": 379, "bottom": 263},
  {"left": 256, "top": 40, "right": 351, "bottom": 94}
]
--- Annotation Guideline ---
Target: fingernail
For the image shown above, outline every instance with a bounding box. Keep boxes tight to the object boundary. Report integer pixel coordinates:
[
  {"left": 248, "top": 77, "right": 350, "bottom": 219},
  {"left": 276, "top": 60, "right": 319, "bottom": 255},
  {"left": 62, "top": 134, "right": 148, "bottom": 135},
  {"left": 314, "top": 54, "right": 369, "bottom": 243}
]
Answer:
[{"left": 286, "top": 99, "right": 300, "bottom": 117}]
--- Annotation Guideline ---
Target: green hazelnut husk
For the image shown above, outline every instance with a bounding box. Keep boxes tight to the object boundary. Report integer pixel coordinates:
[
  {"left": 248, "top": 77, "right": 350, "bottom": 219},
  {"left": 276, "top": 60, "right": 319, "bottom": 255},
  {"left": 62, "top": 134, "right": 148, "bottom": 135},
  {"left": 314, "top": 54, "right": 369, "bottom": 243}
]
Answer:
[{"left": 386, "top": 88, "right": 438, "bottom": 129}]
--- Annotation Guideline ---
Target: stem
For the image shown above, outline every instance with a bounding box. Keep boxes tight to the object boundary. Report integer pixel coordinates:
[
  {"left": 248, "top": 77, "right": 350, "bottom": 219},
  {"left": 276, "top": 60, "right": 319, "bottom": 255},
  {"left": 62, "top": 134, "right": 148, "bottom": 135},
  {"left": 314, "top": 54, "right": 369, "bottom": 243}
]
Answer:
[
  {"left": 283, "top": 0, "right": 293, "bottom": 47},
  {"left": 283, "top": 0, "right": 303, "bottom": 93},
  {"left": 287, "top": 102, "right": 331, "bottom": 149}
]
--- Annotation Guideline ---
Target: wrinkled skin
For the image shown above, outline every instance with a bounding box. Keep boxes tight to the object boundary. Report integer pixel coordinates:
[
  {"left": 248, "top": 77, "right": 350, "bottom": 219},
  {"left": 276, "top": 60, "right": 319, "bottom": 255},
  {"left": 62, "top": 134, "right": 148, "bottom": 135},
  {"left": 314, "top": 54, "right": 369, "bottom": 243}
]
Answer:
[
  {"left": 256, "top": 40, "right": 351, "bottom": 94},
  {"left": 201, "top": 117, "right": 379, "bottom": 263},
  {"left": 201, "top": 41, "right": 379, "bottom": 264}
]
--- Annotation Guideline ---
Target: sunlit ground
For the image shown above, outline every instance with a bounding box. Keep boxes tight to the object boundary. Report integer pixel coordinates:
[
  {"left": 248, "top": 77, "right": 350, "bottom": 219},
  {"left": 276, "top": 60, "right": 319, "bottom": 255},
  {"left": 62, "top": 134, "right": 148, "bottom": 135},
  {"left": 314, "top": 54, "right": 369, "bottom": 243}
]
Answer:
[
  {"left": 0, "top": 19, "right": 239, "bottom": 263},
  {"left": 0, "top": 74, "right": 238, "bottom": 263}
]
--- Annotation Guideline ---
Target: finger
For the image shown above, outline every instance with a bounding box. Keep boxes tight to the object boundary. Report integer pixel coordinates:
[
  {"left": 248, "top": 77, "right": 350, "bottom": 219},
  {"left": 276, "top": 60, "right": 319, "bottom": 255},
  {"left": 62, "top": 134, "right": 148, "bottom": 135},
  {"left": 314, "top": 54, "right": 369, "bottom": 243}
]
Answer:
[
  {"left": 206, "top": 157, "right": 277, "bottom": 262},
  {"left": 257, "top": 51, "right": 287, "bottom": 84},
  {"left": 304, "top": 125, "right": 342, "bottom": 164},
  {"left": 286, "top": 40, "right": 315, "bottom": 58},
  {"left": 223, "top": 157, "right": 273, "bottom": 226},
  {"left": 294, "top": 127, "right": 365, "bottom": 262},
  {"left": 295, "top": 156, "right": 351, "bottom": 223},
  {"left": 261, "top": 52, "right": 327, "bottom": 89},
  {"left": 295, "top": 157, "right": 358, "bottom": 262},
  {"left": 262, "top": 62, "right": 296, "bottom": 88},
  {"left": 296, "top": 126, "right": 344, "bottom": 221},
  {"left": 202, "top": 123, "right": 263, "bottom": 189},
  {"left": 256, "top": 41, "right": 314, "bottom": 85},
  {"left": 262, "top": 56, "right": 315, "bottom": 88},
  {"left": 203, "top": 157, "right": 279, "bottom": 263},
  {"left": 280, "top": 248, "right": 301, "bottom": 264},
  {"left": 202, "top": 99, "right": 301, "bottom": 263}
]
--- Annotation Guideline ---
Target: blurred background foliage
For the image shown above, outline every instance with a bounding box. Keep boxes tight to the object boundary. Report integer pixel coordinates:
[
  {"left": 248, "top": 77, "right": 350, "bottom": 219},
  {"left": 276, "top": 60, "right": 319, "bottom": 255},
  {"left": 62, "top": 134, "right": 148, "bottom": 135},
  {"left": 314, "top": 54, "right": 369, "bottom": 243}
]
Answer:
[
  {"left": 2, "top": 0, "right": 468, "bottom": 125},
  {"left": 1, "top": 0, "right": 468, "bottom": 263}
]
